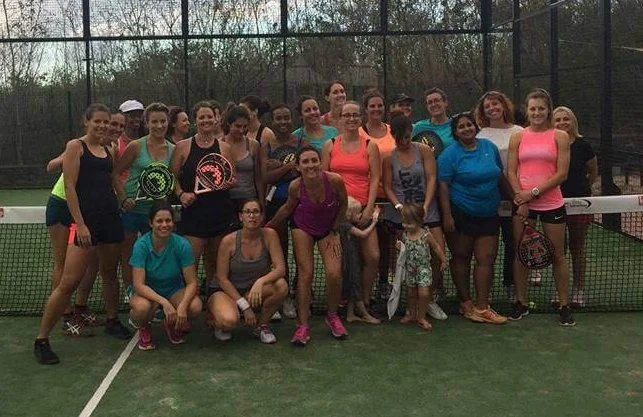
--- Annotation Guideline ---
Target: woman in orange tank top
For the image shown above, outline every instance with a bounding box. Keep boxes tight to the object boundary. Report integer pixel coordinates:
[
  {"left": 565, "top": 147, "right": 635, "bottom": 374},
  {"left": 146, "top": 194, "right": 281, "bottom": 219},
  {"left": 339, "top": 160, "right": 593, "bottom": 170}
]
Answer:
[
  {"left": 322, "top": 101, "right": 382, "bottom": 323},
  {"left": 507, "top": 89, "right": 574, "bottom": 326}
]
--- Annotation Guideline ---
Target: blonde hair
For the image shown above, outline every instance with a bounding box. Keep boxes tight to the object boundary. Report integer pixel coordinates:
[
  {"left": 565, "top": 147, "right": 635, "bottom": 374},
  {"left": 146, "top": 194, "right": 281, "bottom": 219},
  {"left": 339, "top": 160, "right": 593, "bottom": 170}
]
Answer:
[
  {"left": 346, "top": 196, "right": 362, "bottom": 221},
  {"left": 553, "top": 106, "right": 582, "bottom": 139},
  {"left": 400, "top": 203, "right": 425, "bottom": 227}
]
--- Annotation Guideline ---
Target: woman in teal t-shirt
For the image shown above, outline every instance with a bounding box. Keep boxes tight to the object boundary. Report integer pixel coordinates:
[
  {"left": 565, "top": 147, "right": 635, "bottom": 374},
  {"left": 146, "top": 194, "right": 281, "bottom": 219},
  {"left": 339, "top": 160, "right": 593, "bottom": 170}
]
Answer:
[{"left": 292, "top": 95, "right": 339, "bottom": 152}]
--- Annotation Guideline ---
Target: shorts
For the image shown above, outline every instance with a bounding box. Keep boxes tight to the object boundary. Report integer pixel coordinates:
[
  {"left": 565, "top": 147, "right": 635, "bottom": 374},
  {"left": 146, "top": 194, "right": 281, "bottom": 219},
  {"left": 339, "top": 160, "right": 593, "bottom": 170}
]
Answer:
[
  {"left": 266, "top": 198, "right": 287, "bottom": 221},
  {"left": 208, "top": 285, "right": 251, "bottom": 299},
  {"left": 451, "top": 203, "right": 499, "bottom": 237},
  {"left": 45, "top": 195, "right": 72, "bottom": 227},
  {"left": 290, "top": 216, "right": 331, "bottom": 242},
  {"left": 387, "top": 220, "right": 442, "bottom": 230},
  {"left": 567, "top": 214, "right": 593, "bottom": 224},
  {"left": 127, "top": 282, "right": 184, "bottom": 301},
  {"left": 122, "top": 211, "right": 150, "bottom": 234},
  {"left": 512, "top": 204, "right": 567, "bottom": 224},
  {"left": 72, "top": 211, "right": 124, "bottom": 246},
  {"left": 178, "top": 205, "right": 234, "bottom": 238}
]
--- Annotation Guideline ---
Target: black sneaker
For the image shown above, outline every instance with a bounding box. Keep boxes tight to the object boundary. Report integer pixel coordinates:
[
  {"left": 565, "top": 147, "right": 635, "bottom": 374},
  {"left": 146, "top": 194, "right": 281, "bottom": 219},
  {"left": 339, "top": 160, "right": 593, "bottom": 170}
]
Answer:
[
  {"left": 34, "top": 339, "right": 60, "bottom": 365},
  {"left": 105, "top": 319, "right": 133, "bottom": 340},
  {"left": 508, "top": 302, "right": 529, "bottom": 321},
  {"left": 558, "top": 305, "right": 576, "bottom": 327}
]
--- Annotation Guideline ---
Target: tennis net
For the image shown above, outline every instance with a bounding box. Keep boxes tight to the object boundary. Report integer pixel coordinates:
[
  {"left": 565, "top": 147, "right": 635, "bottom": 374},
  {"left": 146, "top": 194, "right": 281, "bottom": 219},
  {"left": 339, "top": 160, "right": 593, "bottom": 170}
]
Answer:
[{"left": 0, "top": 195, "right": 642, "bottom": 315}]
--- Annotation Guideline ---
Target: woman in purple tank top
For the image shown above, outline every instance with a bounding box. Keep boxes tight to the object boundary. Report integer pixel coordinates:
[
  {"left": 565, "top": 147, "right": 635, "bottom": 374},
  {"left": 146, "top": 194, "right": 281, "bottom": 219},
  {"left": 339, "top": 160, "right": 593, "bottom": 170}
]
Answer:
[{"left": 266, "top": 146, "right": 348, "bottom": 347}]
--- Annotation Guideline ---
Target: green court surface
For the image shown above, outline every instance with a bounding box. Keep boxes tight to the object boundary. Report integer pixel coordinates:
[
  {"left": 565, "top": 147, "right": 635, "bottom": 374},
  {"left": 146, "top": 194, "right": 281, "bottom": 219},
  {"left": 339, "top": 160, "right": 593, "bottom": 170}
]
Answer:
[
  {"left": 2, "top": 314, "right": 642, "bottom": 417},
  {"left": 0, "top": 189, "right": 51, "bottom": 206}
]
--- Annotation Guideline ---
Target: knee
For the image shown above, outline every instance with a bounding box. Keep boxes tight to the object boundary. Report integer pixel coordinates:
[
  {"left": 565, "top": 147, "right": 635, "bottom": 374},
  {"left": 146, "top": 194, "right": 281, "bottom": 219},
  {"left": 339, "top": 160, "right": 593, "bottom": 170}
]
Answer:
[
  {"left": 129, "top": 297, "right": 152, "bottom": 315},
  {"left": 452, "top": 250, "right": 471, "bottom": 263},
  {"left": 273, "top": 278, "right": 289, "bottom": 298},
  {"left": 213, "top": 310, "right": 238, "bottom": 330},
  {"left": 475, "top": 252, "right": 496, "bottom": 267},
  {"left": 297, "top": 270, "right": 313, "bottom": 284},
  {"left": 189, "top": 297, "right": 203, "bottom": 317}
]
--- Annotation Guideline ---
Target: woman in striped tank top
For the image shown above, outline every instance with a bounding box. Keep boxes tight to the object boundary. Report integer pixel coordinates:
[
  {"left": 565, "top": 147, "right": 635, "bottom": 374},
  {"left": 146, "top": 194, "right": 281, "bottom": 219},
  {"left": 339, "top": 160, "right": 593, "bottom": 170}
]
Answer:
[{"left": 507, "top": 89, "right": 574, "bottom": 326}]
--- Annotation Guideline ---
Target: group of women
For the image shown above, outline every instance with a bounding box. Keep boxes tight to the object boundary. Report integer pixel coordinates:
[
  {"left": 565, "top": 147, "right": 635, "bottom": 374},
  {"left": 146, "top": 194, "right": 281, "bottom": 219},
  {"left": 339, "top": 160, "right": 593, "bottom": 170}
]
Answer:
[{"left": 34, "top": 83, "right": 597, "bottom": 365}]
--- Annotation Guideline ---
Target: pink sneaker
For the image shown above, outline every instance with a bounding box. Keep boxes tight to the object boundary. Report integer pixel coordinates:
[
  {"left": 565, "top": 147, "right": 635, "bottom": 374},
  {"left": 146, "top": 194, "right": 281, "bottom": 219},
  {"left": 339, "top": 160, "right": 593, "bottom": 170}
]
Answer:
[
  {"left": 163, "top": 320, "right": 185, "bottom": 345},
  {"left": 290, "top": 324, "right": 311, "bottom": 347},
  {"left": 138, "top": 327, "right": 155, "bottom": 351},
  {"left": 325, "top": 313, "right": 348, "bottom": 340}
]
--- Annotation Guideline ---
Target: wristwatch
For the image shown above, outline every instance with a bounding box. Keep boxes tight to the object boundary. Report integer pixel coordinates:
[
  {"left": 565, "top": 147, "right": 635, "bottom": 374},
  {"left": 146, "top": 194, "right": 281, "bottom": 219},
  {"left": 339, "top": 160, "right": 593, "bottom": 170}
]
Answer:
[{"left": 530, "top": 187, "right": 541, "bottom": 199}]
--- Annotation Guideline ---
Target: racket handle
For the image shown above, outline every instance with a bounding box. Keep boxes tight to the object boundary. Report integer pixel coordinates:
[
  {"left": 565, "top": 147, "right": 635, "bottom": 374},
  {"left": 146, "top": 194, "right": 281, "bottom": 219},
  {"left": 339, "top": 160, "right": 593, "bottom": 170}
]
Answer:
[{"left": 266, "top": 186, "right": 276, "bottom": 202}]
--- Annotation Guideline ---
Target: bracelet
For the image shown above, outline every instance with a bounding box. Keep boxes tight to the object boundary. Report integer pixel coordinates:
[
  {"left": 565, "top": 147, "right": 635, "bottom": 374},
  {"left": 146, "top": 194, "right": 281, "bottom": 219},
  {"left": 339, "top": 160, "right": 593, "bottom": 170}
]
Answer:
[
  {"left": 236, "top": 297, "right": 251, "bottom": 311},
  {"left": 394, "top": 203, "right": 403, "bottom": 210}
]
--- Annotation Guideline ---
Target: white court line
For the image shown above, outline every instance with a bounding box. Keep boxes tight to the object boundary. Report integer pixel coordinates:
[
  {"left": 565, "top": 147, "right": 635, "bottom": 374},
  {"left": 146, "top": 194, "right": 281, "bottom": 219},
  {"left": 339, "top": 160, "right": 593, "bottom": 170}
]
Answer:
[{"left": 78, "top": 332, "right": 139, "bottom": 417}]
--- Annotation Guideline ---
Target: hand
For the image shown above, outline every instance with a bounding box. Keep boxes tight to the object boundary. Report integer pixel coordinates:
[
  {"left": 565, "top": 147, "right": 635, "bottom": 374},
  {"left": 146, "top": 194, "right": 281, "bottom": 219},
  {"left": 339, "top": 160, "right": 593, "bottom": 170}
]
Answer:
[
  {"left": 247, "top": 281, "right": 264, "bottom": 309},
  {"left": 265, "top": 159, "right": 283, "bottom": 171},
  {"left": 180, "top": 192, "right": 196, "bottom": 207},
  {"left": 516, "top": 203, "right": 529, "bottom": 222},
  {"left": 439, "top": 259, "right": 448, "bottom": 272},
  {"left": 175, "top": 304, "right": 188, "bottom": 330},
  {"left": 513, "top": 190, "right": 533, "bottom": 206},
  {"left": 443, "top": 214, "right": 456, "bottom": 234},
  {"left": 162, "top": 301, "right": 177, "bottom": 325},
  {"left": 423, "top": 203, "right": 430, "bottom": 217},
  {"left": 75, "top": 224, "right": 92, "bottom": 248},
  {"left": 395, "top": 240, "right": 402, "bottom": 250},
  {"left": 372, "top": 206, "right": 381, "bottom": 222},
  {"left": 121, "top": 197, "right": 135, "bottom": 212},
  {"left": 242, "top": 308, "right": 257, "bottom": 327},
  {"left": 325, "top": 233, "right": 342, "bottom": 259},
  {"left": 359, "top": 205, "right": 374, "bottom": 227}
]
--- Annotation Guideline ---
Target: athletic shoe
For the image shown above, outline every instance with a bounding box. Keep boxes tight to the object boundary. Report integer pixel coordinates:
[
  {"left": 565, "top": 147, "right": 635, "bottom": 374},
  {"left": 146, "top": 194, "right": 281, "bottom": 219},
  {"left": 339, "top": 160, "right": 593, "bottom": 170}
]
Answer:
[
  {"left": 254, "top": 324, "right": 277, "bottom": 344},
  {"left": 137, "top": 327, "right": 155, "bottom": 350},
  {"left": 162, "top": 320, "right": 185, "bottom": 344},
  {"left": 529, "top": 270, "right": 542, "bottom": 285},
  {"left": 151, "top": 307, "right": 164, "bottom": 323},
  {"left": 459, "top": 300, "right": 474, "bottom": 320},
  {"left": 433, "top": 288, "right": 446, "bottom": 303},
  {"left": 77, "top": 309, "right": 105, "bottom": 327},
  {"left": 550, "top": 291, "right": 561, "bottom": 308},
  {"left": 34, "top": 339, "right": 59, "bottom": 365},
  {"left": 282, "top": 298, "right": 297, "bottom": 319},
  {"left": 470, "top": 306, "right": 508, "bottom": 325},
  {"left": 506, "top": 285, "right": 516, "bottom": 304},
  {"left": 508, "top": 302, "right": 529, "bottom": 321},
  {"left": 559, "top": 305, "right": 576, "bottom": 327},
  {"left": 427, "top": 302, "right": 448, "bottom": 321},
  {"left": 291, "top": 324, "right": 311, "bottom": 347},
  {"left": 105, "top": 318, "right": 133, "bottom": 340},
  {"left": 571, "top": 287, "right": 585, "bottom": 308},
  {"left": 61, "top": 315, "right": 94, "bottom": 337},
  {"left": 271, "top": 311, "right": 282, "bottom": 322},
  {"left": 325, "top": 313, "right": 348, "bottom": 340},
  {"left": 128, "top": 317, "right": 141, "bottom": 330},
  {"left": 214, "top": 329, "right": 232, "bottom": 342}
]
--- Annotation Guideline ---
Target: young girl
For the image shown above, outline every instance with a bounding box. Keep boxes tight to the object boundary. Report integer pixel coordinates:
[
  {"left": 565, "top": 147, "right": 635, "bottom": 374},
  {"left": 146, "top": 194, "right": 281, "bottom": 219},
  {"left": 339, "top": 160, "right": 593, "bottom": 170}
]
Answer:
[
  {"left": 340, "top": 197, "right": 381, "bottom": 324},
  {"left": 397, "top": 203, "right": 448, "bottom": 331}
]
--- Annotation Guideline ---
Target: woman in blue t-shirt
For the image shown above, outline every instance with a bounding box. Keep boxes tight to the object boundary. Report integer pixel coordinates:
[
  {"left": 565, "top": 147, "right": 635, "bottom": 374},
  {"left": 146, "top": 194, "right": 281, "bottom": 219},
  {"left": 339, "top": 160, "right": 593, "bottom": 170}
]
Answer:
[
  {"left": 129, "top": 201, "right": 202, "bottom": 350},
  {"left": 437, "top": 112, "right": 510, "bottom": 325}
]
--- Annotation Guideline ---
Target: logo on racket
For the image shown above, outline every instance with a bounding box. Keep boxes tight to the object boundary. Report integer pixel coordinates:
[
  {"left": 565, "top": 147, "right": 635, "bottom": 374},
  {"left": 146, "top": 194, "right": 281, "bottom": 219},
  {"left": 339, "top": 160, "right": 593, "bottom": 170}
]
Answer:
[
  {"left": 282, "top": 152, "right": 296, "bottom": 165},
  {"left": 194, "top": 152, "right": 234, "bottom": 194},
  {"left": 136, "top": 163, "right": 175, "bottom": 201},
  {"left": 518, "top": 222, "right": 555, "bottom": 269},
  {"left": 413, "top": 131, "right": 444, "bottom": 156}
]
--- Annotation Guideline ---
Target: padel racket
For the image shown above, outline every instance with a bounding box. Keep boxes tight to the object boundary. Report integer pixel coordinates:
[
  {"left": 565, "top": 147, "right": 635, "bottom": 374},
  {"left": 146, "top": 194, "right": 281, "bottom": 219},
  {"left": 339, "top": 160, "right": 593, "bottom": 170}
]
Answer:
[
  {"left": 517, "top": 221, "right": 555, "bottom": 269},
  {"left": 412, "top": 130, "right": 444, "bottom": 156},
  {"left": 135, "top": 163, "right": 175, "bottom": 201},
  {"left": 194, "top": 152, "right": 235, "bottom": 194}
]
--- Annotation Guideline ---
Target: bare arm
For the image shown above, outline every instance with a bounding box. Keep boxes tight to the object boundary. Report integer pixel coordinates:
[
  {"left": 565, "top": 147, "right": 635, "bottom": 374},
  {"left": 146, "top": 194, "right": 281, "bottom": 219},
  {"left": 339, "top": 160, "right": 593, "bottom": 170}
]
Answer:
[
  {"left": 214, "top": 233, "right": 245, "bottom": 302},
  {"left": 424, "top": 229, "right": 448, "bottom": 267},
  {"left": 329, "top": 172, "right": 348, "bottom": 231},
  {"left": 178, "top": 263, "right": 198, "bottom": 312},
  {"left": 364, "top": 141, "right": 381, "bottom": 216},
  {"left": 132, "top": 267, "right": 170, "bottom": 306},
  {"left": 438, "top": 182, "right": 455, "bottom": 233},
  {"left": 219, "top": 140, "right": 238, "bottom": 189},
  {"left": 112, "top": 140, "right": 141, "bottom": 207},
  {"left": 265, "top": 179, "right": 300, "bottom": 228},
  {"left": 320, "top": 139, "right": 333, "bottom": 171},
  {"left": 256, "top": 228, "right": 286, "bottom": 284},
  {"left": 419, "top": 144, "right": 437, "bottom": 212},
  {"left": 506, "top": 131, "right": 522, "bottom": 194},
  {"left": 47, "top": 151, "right": 65, "bottom": 172},
  {"left": 586, "top": 156, "right": 598, "bottom": 190},
  {"left": 252, "top": 139, "right": 265, "bottom": 204}
]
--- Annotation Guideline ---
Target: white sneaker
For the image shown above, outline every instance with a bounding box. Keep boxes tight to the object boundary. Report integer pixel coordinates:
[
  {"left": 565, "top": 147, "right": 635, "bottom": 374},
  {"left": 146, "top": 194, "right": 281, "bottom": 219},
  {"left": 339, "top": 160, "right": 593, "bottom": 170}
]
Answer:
[
  {"left": 255, "top": 324, "right": 277, "bottom": 344},
  {"left": 529, "top": 270, "right": 542, "bottom": 286},
  {"left": 271, "top": 311, "right": 282, "bottom": 322},
  {"left": 282, "top": 298, "right": 297, "bottom": 319},
  {"left": 128, "top": 317, "right": 140, "bottom": 330},
  {"left": 214, "top": 329, "right": 232, "bottom": 341},
  {"left": 427, "top": 302, "right": 448, "bottom": 320}
]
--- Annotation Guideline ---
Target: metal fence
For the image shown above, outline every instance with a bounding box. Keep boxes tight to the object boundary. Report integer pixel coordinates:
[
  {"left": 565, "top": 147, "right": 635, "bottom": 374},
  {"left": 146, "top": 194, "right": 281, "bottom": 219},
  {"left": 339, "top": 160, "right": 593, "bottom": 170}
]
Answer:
[{"left": 0, "top": 0, "right": 641, "bottom": 194}]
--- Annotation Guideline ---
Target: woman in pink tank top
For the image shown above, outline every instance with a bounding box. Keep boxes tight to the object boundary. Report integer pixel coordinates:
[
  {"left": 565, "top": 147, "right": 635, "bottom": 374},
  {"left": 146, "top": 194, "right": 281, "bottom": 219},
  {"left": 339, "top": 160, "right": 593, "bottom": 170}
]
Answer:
[
  {"left": 507, "top": 89, "right": 574, "bottom": 326},
  {"left": 266, "top": 146, "right": 349, "bottom": 346},
  {"left": 321, "top": 101, "right": 382, "bottom": 321}
]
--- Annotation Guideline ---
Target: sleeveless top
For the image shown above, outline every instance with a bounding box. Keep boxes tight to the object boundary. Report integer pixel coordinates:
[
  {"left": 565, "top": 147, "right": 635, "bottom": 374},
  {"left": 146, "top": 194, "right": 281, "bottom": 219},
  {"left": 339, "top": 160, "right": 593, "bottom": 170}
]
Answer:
[
  {"left": 229, "top": 138, "right": 257, "bottom": 200},
  {"left": 124, "top": 136, "right": 175, "bottom": 214},
  {"left": 267, "top": 137, "right": 304, "bottom": 201},
  {"left": 76, "top": 140, "right": 119, "bottom": 217},
  {"left": 51, "top": 174, "right": 66, "bottom": 200},
  {"left": 213, "top": 229, "right": 271, "bottom": 290},
  {"left": 293, "top": 172, "right": 340, "bottom": 237},
  {"left": 256, "top": 124, "right": 266, "bottom": 143},
  {"left": 329, "top": 135, "right": 371, "bottom": 205},
  {"left": 179, "top": 137, "right": 234, "bottom": 220},
  {"left": 360, "top": 123, "right": 396, "bottom": 198},
  {"left": 117, "top": 135, "right": 131, "bottom": 184},
  {"left": 388, "top": 143, "right": 440, "bottom": 224},
  {"left": 517, "top": 128, "right": 564, "bottom": 210}
]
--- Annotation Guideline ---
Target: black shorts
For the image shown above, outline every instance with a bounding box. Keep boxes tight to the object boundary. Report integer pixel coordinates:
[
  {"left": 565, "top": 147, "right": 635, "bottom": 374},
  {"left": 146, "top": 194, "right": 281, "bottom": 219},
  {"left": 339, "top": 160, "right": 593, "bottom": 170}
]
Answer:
[
  {"left": 387, "top": 220, "right": 442, "bottom": 230},
  {"left": 512, "top": 204, "right": 567, "bottom": 224},
  {"left": 266, "top": 198, "right": 287, "bottom": 221},
  {"left": 451, "top": 203, "right": 499, "bottom": 237},
  {"left": 290, "top": 216, "right": 332, "bottom": 242},
  {"left": 75, "top": 211, "right": 124, "bottom": 246},
  {"left": 207, "top": 286, "right": 251, "bottom": 299},
  {"left": 45, "top": 195, "right": 72, "bottom": 227},
  {"left": 178, "top": 205, "right": 235, "bottom": 238}
]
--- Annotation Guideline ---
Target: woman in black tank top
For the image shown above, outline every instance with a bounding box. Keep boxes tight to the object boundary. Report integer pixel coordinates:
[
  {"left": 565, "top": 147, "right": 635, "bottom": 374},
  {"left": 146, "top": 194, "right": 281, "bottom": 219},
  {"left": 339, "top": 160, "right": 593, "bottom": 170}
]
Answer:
[
  {"left": 35, "top": 104, "right": 130, "bottom": 365},
  {"left": 240, "top": 95, "right": 275, "bottom": 145},
  {"left": 171, "top": 101, "right": 237, "bottom": 292}
]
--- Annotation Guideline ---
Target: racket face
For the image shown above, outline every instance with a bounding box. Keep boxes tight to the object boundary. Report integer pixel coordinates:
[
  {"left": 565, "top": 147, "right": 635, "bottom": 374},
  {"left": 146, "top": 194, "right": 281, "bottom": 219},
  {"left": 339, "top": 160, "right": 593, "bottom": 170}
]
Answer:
[
  {"left": 194, "top": 153, "right": 234, "bottom": 194},
  {"left": 518, "top": 224, "right": 555, "bottom": 269},
  {"left": 412, "top": 130, "right": 444, "bottom": 156},
  {"left": 137, "top": 163, "right": 174, "bottom": 200}
]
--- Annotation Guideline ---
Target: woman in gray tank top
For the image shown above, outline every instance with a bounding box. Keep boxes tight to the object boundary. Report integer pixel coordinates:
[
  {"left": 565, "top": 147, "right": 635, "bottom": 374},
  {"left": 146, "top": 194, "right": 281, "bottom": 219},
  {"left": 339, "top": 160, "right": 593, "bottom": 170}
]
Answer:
[
  {"left": 207, "top": 199, "right": 288, "bottom": 344},
  {"left": 382, "top": 113, "right": 448, "bottom": 321}
]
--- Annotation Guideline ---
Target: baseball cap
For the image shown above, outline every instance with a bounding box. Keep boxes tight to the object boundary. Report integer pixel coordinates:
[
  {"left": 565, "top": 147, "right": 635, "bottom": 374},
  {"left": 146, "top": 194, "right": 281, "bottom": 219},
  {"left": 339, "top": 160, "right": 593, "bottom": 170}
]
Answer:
[
  {"left": 119, "top": 100, "right": 144, "bottom": 113},
  {"left": 390, "top": 93, "right": 415, "bottom": 104}
]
